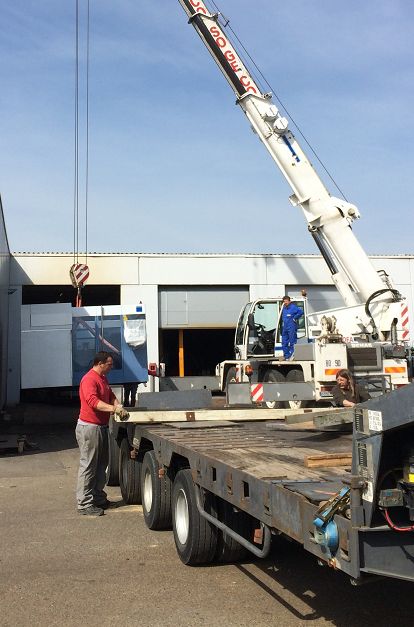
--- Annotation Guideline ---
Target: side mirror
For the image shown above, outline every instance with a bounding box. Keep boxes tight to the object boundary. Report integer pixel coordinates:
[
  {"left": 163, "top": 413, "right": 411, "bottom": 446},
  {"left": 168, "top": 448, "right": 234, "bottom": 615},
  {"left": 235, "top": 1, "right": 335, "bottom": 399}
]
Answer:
[{"left": 248, "top": 313, "right": 255, "bottom": 330}]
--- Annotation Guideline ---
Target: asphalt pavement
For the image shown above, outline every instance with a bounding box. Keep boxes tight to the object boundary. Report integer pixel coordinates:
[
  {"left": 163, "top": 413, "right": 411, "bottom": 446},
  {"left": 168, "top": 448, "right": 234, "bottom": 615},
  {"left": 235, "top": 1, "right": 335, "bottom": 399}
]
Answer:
[{"left": 0, "top": 404, "right": 413, "bottom": 627}]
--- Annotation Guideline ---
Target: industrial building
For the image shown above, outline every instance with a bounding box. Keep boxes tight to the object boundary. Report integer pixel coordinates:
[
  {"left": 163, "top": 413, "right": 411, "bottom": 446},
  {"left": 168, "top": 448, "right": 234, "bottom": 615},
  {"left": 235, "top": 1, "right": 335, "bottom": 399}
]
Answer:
[
  {"left": 3, "top": 245, "right": 414, "bottom": 406},
  {"left": 0, "top": 197, "right": 10, "bottom": 410}
]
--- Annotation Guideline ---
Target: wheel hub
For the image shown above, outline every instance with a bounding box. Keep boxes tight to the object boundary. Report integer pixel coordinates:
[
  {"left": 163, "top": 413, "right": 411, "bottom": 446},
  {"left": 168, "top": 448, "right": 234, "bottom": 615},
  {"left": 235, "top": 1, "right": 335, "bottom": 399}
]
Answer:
[
  {"left": 175, "top": 488, "right": 189, "bottom": 545},
  {"left": 143, "top": 469, "right": 153, "bottom": 513}
]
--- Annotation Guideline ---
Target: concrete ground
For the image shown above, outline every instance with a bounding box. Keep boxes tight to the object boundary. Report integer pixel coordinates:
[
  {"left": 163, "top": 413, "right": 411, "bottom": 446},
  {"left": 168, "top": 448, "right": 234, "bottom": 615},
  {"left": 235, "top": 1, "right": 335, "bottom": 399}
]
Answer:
[{"left": 1, "top": 404, "right": 413, "bottom": 627}]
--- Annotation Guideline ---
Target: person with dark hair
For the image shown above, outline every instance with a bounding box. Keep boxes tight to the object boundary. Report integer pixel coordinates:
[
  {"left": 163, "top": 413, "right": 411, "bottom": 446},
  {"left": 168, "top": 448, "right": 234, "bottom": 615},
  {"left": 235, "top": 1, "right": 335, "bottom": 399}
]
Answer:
[
  {"left": 75, "top": 351, "right": 128, "bottom": 516},
  {"left": 332, "top": 369, "right": 370, "bottom": 407},
  {"left": 281, "top": 295, "right": 303, "bottom": 360}
]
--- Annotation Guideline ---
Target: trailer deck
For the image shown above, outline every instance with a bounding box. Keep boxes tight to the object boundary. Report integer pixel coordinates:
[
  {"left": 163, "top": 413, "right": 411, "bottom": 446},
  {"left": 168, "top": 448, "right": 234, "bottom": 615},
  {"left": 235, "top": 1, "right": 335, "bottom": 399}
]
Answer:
[
  {"left": 136, "top": 420, "right": 351, "bottom": 488},
  {"left": 129, "top": 419, "right": 354, "bottom": 554},
  {"left": 112, "top": 384, "right": 414, "bottom": 583}
]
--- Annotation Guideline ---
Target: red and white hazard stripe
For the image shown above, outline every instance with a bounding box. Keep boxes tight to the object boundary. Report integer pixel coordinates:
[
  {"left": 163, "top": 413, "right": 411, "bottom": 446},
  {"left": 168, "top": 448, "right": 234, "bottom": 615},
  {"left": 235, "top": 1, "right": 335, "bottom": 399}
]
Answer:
[
  {"left": 401, "top": 303, "right": 410, "bottom": 341},
  {"left": 251, "top": 383, "right": 264, "bottom": 403}
]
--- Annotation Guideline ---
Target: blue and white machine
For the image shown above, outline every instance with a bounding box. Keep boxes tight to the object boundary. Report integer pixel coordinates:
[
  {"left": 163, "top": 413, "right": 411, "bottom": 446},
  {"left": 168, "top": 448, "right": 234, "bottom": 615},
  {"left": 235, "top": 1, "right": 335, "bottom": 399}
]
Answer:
[{"left": 21, "top": 303, "right": 148, "bottom": 389}]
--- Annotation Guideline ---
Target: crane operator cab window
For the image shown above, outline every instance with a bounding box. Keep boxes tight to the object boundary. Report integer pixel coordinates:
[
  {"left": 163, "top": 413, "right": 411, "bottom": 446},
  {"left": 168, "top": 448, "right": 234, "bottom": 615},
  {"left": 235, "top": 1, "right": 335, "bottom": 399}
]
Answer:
[
  {"left": 246, "top": 300, "right": 307, "bottom": 357},
  {"left": 247, "top": 302, "right": 278, "bottom": 356}
]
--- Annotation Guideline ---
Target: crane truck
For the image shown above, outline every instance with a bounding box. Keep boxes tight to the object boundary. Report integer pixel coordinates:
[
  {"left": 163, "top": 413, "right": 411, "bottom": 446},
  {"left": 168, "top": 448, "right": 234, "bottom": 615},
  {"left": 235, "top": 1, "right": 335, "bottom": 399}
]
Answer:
[
  {"left": 105, "top": 0, "right": 414, "bottom": 588},
  {"left": 175, "top": 1, "right": 409, "bottom": 406}
]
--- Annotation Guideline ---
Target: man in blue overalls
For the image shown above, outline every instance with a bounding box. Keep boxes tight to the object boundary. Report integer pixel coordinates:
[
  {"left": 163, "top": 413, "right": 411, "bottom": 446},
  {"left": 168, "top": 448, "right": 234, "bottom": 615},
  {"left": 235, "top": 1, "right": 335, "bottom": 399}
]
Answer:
[{"left": 281, "top": 296, "right": 303, "bottom": 360}]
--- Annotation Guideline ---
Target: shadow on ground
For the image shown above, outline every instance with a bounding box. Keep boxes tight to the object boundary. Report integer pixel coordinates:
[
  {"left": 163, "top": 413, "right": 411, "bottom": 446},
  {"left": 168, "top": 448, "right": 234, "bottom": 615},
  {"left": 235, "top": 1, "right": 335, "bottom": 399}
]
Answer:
[
  {"left": 236, "top": 537, "right": 413, "bottom": 626},
  {"left": 1, "top": 402, "right": 78, "bottom": 456}
]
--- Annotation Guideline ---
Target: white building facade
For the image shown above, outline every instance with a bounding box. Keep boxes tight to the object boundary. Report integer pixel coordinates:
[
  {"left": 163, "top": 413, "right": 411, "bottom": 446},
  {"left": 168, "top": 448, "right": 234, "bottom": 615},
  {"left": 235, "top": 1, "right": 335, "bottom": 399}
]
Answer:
[
  {"left": 6, "top": 251, "right": 414, "bottom": 405},
  {"left": 0, "top": 198, "right": 10, "bottom": 409}
]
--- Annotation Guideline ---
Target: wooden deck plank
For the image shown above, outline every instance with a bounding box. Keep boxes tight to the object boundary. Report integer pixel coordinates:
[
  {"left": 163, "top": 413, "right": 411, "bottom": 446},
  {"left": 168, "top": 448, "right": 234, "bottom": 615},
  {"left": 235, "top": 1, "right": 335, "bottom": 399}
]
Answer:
[
  {"left": 141, "top": 421, "right": 352, "bottom": 483},
  {"left": 304, "top": 453, "right": 353, "bottom": 468}
]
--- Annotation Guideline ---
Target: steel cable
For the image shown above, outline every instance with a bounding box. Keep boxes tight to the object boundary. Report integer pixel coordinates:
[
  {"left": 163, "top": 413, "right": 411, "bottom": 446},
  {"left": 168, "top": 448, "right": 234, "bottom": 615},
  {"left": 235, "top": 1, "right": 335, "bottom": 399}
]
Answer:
[{"left": 206, "top": 0, "right": 348, "bottom": 200}]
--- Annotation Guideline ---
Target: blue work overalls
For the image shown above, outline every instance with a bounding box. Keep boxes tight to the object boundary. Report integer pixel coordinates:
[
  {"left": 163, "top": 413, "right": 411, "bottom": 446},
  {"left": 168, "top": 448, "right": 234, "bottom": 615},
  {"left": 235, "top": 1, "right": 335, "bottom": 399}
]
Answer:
[{"left": 281, "top": 302, "right": 303, "bottom": 359}]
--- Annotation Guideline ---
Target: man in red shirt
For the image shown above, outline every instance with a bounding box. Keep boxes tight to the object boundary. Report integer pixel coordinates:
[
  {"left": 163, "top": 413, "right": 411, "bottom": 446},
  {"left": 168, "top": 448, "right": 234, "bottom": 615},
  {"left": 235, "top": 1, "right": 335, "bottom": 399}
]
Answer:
[{"left": 76, "top": 351, "right": 126, "bottom": 516}]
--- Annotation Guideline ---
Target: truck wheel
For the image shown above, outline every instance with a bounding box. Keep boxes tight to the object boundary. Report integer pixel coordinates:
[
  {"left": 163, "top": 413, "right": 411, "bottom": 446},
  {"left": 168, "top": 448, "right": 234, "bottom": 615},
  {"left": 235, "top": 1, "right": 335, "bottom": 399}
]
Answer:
[
  {"left": 214, "top": 499, "right": 251, "bottom": 563},
  {"left": 263, "top": 369, "right": 286, "bottom": 409},
  {"left": 141, "top": 450, "right": 172, "bottom": 530},
  {"left": 285, "top": 368, "right": 308, "bottom": 409},
  {"left": 119, "top": 438, "right": 142, "bottom": 504},
  {"left": 106, "top": 430, "right": 120, "bottom": 486},
  {"left": 172, "top": 469, "right": 218, "bottom": 565}
]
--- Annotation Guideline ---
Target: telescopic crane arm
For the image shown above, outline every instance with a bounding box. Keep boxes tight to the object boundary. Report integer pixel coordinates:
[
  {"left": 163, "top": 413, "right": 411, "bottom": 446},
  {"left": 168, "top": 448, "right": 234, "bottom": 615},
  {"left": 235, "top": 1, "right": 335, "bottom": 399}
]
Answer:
[{"left": 178, "top": 0, "right": 402, "bottom": 338}]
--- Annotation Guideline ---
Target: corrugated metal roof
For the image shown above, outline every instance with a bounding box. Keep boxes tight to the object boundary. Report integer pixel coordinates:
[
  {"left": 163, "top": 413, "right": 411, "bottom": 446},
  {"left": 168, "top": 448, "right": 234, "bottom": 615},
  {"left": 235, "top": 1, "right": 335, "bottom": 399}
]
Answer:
[{"left": 10, "top": 251, "right": 414, "bottom": 258}]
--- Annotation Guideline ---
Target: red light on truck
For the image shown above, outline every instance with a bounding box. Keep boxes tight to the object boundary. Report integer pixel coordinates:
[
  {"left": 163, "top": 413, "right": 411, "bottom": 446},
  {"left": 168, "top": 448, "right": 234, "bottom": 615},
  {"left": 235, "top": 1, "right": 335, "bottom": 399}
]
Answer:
[{"left": 148, "top": 363, "right": 158, "bottom": 377}]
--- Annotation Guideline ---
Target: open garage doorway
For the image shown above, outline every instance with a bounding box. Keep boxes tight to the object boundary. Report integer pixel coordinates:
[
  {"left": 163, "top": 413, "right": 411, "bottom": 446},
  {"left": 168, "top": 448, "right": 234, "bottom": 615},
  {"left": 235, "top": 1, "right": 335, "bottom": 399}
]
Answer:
[
  {"left": 158, "top": 286, "right": 248, "bottom": 390},
  {"left": 160, "top": 328, "right": 235, "bottom": 378},
  {"left": 22, "top": 284, "right": 120, "bottom": 306}
]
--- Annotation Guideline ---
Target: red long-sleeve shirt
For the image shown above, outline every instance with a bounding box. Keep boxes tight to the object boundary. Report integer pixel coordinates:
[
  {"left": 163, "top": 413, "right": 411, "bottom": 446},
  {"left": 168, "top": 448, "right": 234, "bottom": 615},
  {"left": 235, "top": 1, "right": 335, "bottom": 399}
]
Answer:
[{"left": 79, "top": 368, "right": 115, "bottom": 426}]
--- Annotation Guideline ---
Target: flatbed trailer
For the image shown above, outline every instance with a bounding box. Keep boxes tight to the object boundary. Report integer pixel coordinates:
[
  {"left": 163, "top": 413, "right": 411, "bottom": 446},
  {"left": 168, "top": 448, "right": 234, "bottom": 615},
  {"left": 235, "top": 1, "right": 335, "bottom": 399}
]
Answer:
[{"left": 111, "top": 384, "right": 414, "bottom": 584}]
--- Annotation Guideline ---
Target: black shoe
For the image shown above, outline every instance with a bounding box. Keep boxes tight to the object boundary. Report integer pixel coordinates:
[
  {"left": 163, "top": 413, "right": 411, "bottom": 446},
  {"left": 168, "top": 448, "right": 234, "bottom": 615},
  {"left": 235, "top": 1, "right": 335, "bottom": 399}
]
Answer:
[
  {"left": 78, "top": 505, "right": 104, "bottom": 516},
  {"left": 97, "top": 500, "right": 118, "bottom": 510}
]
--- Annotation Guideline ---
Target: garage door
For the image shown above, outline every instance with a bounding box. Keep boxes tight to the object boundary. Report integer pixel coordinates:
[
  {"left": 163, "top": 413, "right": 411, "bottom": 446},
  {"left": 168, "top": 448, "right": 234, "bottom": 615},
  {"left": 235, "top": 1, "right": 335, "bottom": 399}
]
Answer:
[
  {"left": 159, "top": 287, "right": 249, "bottom": 328},
  {"left": 286, "top": 285, "right": 343, "bottom": 313}
]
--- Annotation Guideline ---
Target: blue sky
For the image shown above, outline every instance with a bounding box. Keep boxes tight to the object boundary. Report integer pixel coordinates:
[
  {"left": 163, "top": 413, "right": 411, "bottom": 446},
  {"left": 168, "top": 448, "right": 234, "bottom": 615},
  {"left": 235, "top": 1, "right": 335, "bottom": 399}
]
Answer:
[{"left": 1, "top": 0, "right": 413, "bottom": 255}]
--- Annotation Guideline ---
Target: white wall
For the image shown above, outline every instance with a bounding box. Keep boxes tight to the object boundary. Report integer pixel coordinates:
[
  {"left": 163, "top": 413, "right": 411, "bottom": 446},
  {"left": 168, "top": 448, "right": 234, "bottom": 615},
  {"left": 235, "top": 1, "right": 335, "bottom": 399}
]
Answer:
[
  {"left": 0, "top": 199, "right": 10, "bottom": 408},
  {"left": 7, "top": 252, "right": 414, "bottom": 403},
  {"left": 10, "top": 252, "right": 336, "bottom": 287}
]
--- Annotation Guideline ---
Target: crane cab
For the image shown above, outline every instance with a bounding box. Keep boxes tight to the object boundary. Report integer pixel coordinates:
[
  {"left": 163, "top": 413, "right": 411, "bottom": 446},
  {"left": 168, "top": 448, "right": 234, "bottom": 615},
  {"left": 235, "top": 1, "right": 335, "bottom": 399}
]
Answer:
[{"left": 234, "top": 298, "right": 308, "bottom": 361}]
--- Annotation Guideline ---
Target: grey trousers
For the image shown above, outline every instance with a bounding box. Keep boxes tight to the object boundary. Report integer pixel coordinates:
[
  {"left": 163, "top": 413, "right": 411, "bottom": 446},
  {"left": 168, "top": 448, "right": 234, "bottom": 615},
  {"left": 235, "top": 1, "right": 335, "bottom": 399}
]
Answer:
[{"left": 75, "top": 423, "right": 109, "bottom": 510}]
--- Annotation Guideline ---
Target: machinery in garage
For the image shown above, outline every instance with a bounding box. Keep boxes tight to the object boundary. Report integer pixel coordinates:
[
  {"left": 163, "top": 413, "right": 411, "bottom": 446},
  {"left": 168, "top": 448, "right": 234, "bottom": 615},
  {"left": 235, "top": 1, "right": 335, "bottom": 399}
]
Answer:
[{"left": 20, "top": 302, "right": 148, "bottom": 393}]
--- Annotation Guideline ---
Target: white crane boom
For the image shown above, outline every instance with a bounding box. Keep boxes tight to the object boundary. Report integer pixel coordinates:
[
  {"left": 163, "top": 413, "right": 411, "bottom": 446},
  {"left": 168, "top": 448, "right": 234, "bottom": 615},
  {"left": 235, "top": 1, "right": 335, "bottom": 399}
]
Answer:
[{"left": 178, "top": 0, "right": 403, "bottom": 340}]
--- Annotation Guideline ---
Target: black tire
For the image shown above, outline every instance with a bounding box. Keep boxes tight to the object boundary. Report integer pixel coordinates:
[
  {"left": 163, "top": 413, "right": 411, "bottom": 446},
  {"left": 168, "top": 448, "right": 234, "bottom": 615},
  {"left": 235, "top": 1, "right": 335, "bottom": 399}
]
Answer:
[
  {"left": 172, "top": 469, "right": 218, "bottom": 565},
  {"left": 285, "top": 368, "right": 308, "bottom": 409},
  {"left": 119, "top": 438, "right": 142, "bottom": 504},
  {"left": 141, "top": 450, "right": 172, "bottom": 530},
  {"left": 263, "top": 368, "right": 286, "bottom": 409},
  {"left": 214, "top": 499, "right": 251, "bottom": 563},
  {"left": 106, "top": 429, "right": 120, "bottom": 486}
]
